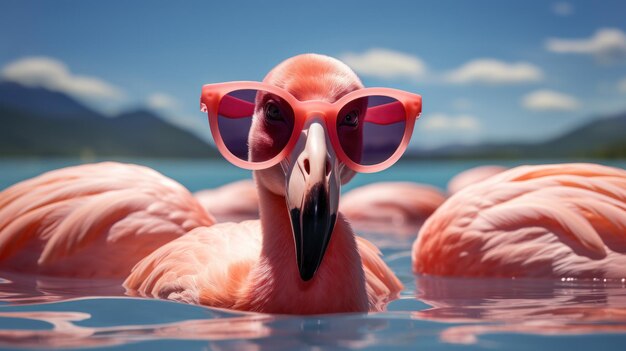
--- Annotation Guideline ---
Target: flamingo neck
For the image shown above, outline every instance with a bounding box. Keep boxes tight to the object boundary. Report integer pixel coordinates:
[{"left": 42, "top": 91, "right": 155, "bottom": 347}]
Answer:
[{"left": 240, "top": 178, "right": 368, "bottom": 314}]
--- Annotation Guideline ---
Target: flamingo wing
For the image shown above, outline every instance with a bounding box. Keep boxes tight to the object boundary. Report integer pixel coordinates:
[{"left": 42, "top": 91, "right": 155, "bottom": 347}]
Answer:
[
  {"left": 0, "top": 162, "right": 214, "bottom": 278},
  {"left": 413, "top": 163, "right": 626, "bottom": 278},
  {"left": 123, "top": 221, "right": 262, "bottom": 308},
  {"left": 357, "top": 236, "right": 404, "bottom": 311}
]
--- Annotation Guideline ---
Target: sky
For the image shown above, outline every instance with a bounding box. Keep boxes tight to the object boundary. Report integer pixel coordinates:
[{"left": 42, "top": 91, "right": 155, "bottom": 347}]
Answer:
[{"left": 1, "top": 0, "right": 625, "bottom": 149}]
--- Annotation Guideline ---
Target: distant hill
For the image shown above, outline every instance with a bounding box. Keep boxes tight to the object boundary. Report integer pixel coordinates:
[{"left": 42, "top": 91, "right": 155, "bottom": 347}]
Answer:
[
  {"left": 539, "top": 112, "right": 626, "bottom": 158},
  {"left": 0, "top": 82, "right": 100, "bottom": 119},
  {"left": 407, "top": 111, "right": 626, "bottom": 159},
  {"left": 0, "top": 82, "right": 219, "bottom": 158}
]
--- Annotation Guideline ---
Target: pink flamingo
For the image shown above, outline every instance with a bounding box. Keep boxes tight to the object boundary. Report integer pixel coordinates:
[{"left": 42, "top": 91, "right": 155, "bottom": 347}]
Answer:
[
  {"left": 125, "top": 54, "right": 408, "bottom": 313},
  {"left": 446, "top": 165, "right": 506, "bottom": 195},
  {"left": 0, "top": 162, "right": 214, "bottom": 278},
  {"left": 412, "top": 163, "right": 626, "bottom": 278},
  {"left": 340, "top": 182, "right": 446, "bottom": 236},
  {"left": 0, "top": 54, "right": 410, "bottom": 314},
  {"left": 194, "top": 179, "right": 259, "bottom": 222}
]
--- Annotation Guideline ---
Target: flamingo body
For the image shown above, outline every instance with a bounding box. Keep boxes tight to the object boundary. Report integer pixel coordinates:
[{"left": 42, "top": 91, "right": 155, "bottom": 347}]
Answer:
[
  {"left": 0, "top": 162, "right": 214, "bottom": 278},
  {"left": 412, "top": 163, "right": 626, "bottom": 278}
]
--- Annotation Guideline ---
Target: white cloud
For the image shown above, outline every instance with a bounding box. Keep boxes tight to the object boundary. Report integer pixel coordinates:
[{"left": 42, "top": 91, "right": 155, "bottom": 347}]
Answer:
[
  {"left": 1, "top": 57, "right": 124, "bottom": 100},
  {"left": 420, "top": 113, "right": 480, "bottom": 131},
  {"left": 618, "top": 77, "right": 626, "bottom": 93},
  {"left": 444, "top": 59, "right": 543, "bottom": 84},
  {"left": 552, "top": 2, "right": 573, "bottom": 16},
  {"left": 545, "top": 28, "right": 626, "bottom": 62},
  {"left": 522, "top": 89, "right": 580, "bottom": 111},
  {"left": 147, "top": 93, "right": 179, "bottom": 110},
  {"left": 340, "top": 48, "right": 426, "bottom": 80}
]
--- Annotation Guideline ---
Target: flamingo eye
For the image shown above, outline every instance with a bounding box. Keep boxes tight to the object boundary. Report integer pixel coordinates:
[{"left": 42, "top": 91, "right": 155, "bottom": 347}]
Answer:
[
  {"left": 265, "top": 102, "right": 284, "bottom": 122},
  {"left": 341, "top": 110, "right": 359, "bottom": 128}
]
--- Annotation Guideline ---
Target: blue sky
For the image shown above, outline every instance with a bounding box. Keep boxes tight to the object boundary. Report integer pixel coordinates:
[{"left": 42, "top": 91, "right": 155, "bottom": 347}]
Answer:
[{"left": 1, "top": 0, "right": 625, "bottom": 149}]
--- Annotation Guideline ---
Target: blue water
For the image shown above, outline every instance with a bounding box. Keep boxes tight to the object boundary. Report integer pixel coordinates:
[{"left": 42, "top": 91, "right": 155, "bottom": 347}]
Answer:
[{"left": 1, "top": 157, "right": 626, "bottom": 350}]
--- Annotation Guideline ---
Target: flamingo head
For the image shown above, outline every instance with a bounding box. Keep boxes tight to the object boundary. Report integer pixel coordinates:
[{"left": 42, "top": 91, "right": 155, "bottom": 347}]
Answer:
[{"left": 252, "top": 54, "right": 364, "bottom": 281}]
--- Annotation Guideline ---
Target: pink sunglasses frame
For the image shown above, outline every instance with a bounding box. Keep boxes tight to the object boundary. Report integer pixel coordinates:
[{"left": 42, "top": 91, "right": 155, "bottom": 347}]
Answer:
[{"left": 200, "top": 81, "right": 422, "bottom": 173}]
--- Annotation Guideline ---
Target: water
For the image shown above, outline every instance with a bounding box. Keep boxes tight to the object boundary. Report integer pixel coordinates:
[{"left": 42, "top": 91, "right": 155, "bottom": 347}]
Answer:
[{"left": 0, "top": 157, "right": 626, "bottom": 350}]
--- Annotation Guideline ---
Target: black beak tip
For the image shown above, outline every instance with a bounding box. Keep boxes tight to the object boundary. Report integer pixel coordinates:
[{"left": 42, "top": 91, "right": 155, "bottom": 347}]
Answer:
[{"left": 299, "top": 267, "right": 316, "bottom": 282}]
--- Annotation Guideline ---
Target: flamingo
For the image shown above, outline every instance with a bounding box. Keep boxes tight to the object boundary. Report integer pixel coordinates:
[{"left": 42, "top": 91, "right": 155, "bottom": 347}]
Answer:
[
  {"left": 0, "top": 162, "right": 214, "bottom": 278},
  {"left": 125, "top": 54, "right": 403, "bottom": 313},
  {"left": 446, "top": 165, "right": 506, "bottom": 195},
  {"left": 0, "top": 54, "right": 403, "bottom": 314},
  {"left": 412, "top": 163, "right": 626, "bottom": 278},
  {"left": 340, "top": 182, "right": 446, "bottom": 236}
]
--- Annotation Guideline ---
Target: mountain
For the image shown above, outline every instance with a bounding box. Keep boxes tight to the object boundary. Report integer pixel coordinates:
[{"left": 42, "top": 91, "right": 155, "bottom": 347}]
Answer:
[
  {"left": 407, "top": 111, "right": 626, "bottom": 159},
  {"left": 0, "top": 82, "right": 219, "bottom": 158},
  {"left": 539, "top": 112, "right": 626, "bottom": 158},
  {"left": 0, "top": 82, "right": 100, "bottom": 119}
]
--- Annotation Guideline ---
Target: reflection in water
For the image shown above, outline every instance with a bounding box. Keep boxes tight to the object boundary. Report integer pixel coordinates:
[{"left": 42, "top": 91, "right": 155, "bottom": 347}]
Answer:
[
  {"left": 0, "top": 310, "right": 272, "bottom": 349},
  {"left": 0, "top": 300, "right": 414, "bottom": 350},
  {"left": 2, "top": 272, "right": 626, "bottom": 350},
  {"left": 1, "top": 250, "right": 626, "bottom": 349},
  {"left": 0, "top": 271, "right": 124, "bottom": 305},
  {"left": 414, "top": 275, "right": 626, "bottom": 344}
]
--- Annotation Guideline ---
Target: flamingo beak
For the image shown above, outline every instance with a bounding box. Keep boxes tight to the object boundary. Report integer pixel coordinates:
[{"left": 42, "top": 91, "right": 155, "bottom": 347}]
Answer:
[{"left": 283, "top": 120, "right": 341, "bottom": 281}]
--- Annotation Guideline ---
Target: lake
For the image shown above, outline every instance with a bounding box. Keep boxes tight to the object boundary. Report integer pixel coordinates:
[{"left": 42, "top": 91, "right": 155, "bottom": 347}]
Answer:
[{"left": 0, "top": 157, "right": 625, "bottom": 350}]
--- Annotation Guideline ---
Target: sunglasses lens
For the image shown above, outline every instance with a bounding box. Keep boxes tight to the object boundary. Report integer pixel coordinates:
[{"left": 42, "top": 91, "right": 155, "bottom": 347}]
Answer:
[
  {"left": 217, "top": 89, "right": 294, "bottom": 163},
  {"left": 337, "top": 95, "right": 406, "bottom": 166}
]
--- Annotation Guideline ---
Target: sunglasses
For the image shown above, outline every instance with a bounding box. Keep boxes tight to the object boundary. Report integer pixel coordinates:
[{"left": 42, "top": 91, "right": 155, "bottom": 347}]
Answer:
[{"left": 200, "top": 81, "right": 422, "bottom": 173}]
